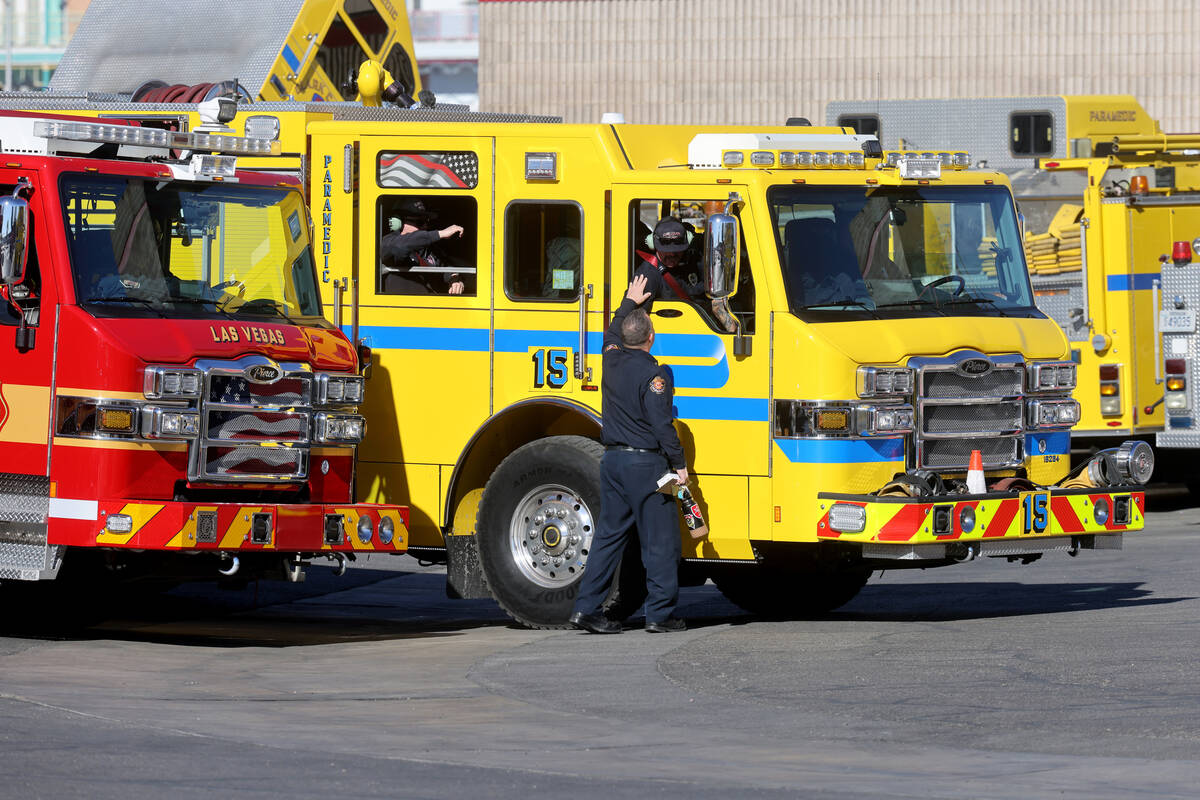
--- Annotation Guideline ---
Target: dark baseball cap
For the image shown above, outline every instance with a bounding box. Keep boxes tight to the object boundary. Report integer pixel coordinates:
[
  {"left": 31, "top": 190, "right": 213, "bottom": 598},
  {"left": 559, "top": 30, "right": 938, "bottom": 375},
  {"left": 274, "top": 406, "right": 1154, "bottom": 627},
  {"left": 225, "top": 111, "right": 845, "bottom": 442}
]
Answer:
[
  {"left": 398, "top": 198, "right": 437, "bottom": 223},
  {"left": 652, "top": 217, "right": 690, "bottom": 254}
]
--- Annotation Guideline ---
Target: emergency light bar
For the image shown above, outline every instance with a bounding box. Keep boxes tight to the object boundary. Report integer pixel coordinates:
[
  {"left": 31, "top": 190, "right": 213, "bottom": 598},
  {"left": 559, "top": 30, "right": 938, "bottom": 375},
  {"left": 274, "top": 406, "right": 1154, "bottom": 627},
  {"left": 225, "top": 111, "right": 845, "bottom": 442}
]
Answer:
[
  {"left": 688, "top": 132, "right": 878, "bottom": 168},
  {"left": 722, "top": 149, "right": 868, "bottom": 169},
  {"left": 32, "top": 119, "right": 281, "bottom": 156},
  {"left": 883, "top": 150, "right": 971, "bottom": 180}
]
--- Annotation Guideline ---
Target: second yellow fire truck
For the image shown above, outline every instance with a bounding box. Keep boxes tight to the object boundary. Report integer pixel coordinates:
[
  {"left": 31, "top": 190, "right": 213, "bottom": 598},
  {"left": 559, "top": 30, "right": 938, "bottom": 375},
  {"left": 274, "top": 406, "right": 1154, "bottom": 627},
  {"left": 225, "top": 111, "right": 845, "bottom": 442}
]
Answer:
[{"left": 301, "top": 116, "right": 1151, "bottom": 627}]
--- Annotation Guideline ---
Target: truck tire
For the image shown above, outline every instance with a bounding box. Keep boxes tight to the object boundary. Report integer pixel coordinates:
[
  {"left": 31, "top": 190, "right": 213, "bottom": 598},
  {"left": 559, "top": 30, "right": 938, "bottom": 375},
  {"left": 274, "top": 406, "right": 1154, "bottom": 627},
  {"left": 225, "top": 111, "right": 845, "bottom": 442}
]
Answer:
[
  {"left": 715, "top": 567, "right": 870, "bottom": 618},
  {"left": 475, "top": 435, "right": 604, "bottom": 629}
]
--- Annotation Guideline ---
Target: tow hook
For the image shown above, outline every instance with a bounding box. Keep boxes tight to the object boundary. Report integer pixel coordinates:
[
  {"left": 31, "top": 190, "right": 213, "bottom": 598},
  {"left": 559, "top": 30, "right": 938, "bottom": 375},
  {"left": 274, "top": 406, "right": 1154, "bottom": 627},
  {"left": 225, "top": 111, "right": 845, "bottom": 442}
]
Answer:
[
  {"left": 285, "top": 555, "right": 307, "bottom": 583},
  {"left": 946, "top": 542, "right": 977, "bottom": 562},
  {"left": 217, "top": 553, "right": 240, "bottom": 577},
  {"left": 331, "top": 552, "right": 348, "bottom": 577}
]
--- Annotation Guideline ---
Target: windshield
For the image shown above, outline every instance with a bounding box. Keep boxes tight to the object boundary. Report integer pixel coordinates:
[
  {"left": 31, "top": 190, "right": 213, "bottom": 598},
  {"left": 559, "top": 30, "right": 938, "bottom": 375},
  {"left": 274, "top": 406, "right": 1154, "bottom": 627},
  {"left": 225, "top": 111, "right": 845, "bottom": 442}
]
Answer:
[
  {"left": 62, "top": 175, "right": 321, "bottom": 320},
  {"left": 768, "top": 184, "right": 1035, "bottom": 319}
]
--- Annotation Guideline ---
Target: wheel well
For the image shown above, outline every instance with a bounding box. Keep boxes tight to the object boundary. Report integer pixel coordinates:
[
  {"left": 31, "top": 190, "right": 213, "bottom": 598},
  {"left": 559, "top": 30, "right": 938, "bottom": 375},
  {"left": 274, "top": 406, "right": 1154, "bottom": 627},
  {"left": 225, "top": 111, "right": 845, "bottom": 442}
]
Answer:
[{"left": 443, "top": 399, "right": 600, "bottom": 529}]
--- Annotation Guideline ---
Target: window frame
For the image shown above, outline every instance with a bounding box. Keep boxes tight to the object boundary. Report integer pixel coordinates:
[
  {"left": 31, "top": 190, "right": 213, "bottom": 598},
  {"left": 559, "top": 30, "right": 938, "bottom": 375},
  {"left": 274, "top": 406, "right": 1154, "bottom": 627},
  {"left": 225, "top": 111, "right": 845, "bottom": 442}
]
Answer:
[
  {"left": 1009, "top": 111, "right": 1055, "bottom": 158},
  {"left": 502, "top": 198, "right": 585, "bottom": 304}
]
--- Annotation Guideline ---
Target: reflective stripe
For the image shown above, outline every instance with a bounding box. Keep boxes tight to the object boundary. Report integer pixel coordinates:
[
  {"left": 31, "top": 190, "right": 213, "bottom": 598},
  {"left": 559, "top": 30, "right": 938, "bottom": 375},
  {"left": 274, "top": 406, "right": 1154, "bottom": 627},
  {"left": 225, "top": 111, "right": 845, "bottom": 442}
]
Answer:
[
  {"left": 775, "top": 437, "right": 904, "bottom": 464},
  {"left": 48, "top": 497, "right": 98, "bottom": 520},
  {"left": 1106, "top": 273, "right": 1159, "bottom": 291}
]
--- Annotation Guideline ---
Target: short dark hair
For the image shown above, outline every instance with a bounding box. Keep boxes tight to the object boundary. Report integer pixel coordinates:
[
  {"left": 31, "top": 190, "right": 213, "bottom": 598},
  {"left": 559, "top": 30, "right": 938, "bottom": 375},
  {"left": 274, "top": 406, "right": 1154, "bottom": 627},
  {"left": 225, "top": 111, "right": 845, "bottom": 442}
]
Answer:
[{"left": 621, "top": 308, "right": 653, "bottom": 347}]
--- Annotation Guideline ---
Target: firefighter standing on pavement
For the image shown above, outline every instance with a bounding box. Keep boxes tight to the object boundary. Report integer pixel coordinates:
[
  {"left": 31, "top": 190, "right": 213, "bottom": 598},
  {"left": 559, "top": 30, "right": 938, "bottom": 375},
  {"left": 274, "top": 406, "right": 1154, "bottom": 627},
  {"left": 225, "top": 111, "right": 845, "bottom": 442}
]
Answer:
[{"left": 570, "top": 273, "right": 689, "bottom": 634}]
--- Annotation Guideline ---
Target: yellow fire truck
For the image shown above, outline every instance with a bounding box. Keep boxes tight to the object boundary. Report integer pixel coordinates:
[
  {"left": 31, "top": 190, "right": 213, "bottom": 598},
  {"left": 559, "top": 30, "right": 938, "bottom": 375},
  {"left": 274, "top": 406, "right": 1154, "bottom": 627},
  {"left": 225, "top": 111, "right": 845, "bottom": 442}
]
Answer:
[
  {"left": 313, "top": 118, "right": 1152, "bottom": 627},
  {"left": 6, "top": 92, "right": 1152, "bottom": 627},
  {"left": 826, "top": 96, "right": 1200, "bottom": 458}
]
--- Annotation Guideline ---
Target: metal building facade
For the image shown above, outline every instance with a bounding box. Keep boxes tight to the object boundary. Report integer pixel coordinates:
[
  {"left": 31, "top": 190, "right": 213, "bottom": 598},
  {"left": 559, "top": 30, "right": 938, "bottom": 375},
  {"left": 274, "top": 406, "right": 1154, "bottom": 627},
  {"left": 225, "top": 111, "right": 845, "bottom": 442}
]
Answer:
[{"left": 478, "top": 0, "right": 1200, "bottom": 132}]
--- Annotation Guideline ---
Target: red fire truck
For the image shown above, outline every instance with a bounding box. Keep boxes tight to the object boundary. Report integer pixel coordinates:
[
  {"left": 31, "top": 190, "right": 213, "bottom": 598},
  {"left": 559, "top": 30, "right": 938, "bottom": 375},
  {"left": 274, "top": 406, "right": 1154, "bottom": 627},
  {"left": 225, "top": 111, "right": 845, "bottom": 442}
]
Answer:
[{"left": 0, "top": 109, "right": 407, "bottom": 604}]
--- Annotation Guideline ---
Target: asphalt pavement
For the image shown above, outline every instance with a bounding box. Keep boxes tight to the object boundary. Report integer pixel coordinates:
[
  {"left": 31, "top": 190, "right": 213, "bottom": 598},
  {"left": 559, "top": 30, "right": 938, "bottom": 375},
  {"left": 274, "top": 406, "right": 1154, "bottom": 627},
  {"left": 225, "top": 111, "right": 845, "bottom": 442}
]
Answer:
[{"left": 1, "top": 486, "right": 1198, "bottom": 799}]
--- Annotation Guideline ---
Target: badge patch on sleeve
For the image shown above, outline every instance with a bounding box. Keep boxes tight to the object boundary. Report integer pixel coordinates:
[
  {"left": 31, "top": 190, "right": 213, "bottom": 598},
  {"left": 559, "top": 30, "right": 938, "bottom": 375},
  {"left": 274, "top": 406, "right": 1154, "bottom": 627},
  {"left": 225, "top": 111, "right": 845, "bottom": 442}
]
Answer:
[
  {"left": 649, "top": 376, "right": 666, "bottom": 394},
  {"left": 604, "top": 343, "right": 619, "bottom": 352}
]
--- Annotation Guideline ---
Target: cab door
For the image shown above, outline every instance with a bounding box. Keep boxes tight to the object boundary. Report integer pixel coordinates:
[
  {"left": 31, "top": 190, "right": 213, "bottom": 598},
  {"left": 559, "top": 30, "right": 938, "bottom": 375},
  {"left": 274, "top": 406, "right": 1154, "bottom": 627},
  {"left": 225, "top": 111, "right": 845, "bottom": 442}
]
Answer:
[
  {"left": 608, "top": 185, "right": 770, "bottom": 479},
  {"left": 0, "top": 171, "right": 55, "bottom": 577},
  {"left": 491, "top": 137, "right": 607, "bottom": 415}
]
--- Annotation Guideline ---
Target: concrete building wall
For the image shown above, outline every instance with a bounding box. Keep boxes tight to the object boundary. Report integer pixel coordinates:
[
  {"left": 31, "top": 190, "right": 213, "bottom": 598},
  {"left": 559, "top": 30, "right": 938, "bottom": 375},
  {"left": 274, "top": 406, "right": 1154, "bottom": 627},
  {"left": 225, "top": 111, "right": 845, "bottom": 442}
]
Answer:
[{"left": 478, "top": 0, "right": 1200, "bottom": 132}]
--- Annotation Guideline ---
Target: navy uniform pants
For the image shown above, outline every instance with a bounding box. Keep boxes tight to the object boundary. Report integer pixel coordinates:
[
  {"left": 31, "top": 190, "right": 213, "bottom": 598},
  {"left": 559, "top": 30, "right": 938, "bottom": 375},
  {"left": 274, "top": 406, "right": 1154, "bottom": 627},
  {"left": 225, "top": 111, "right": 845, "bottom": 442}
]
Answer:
[{"left": 573, "top": 449, "right": 681, "bottom": 623}]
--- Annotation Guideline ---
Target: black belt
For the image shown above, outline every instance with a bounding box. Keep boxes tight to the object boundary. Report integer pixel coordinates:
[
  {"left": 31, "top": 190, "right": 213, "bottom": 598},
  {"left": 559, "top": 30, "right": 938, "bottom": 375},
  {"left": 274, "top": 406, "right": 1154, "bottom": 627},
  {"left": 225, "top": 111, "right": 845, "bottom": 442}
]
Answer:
[{"left": 605, "top": 445, "right": 662, "bottom": 454}]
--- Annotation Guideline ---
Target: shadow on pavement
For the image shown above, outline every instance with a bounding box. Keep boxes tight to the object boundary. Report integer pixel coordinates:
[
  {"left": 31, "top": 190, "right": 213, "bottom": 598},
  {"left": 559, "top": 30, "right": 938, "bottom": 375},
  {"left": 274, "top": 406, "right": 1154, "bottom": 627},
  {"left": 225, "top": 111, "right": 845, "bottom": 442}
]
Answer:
[
  {"left": 0, "top": 568, "right": 521, "bottom": 647},
  {"left": 840, "top": 579, "right": 1191, "bottom": 622}
]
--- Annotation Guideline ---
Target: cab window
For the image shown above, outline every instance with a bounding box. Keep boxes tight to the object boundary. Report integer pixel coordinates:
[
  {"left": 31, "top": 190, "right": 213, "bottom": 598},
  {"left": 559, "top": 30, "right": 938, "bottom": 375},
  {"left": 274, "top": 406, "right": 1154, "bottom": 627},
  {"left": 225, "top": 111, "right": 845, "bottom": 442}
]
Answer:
[
  {"left": 629, "top": 198, "right": 755, "bottom": 334},
  {"left": 504, "top": 201, "right": 582, "bottom": 302},
  {"left": 376, "top": 194, "right": 477, "bottom": 296}
]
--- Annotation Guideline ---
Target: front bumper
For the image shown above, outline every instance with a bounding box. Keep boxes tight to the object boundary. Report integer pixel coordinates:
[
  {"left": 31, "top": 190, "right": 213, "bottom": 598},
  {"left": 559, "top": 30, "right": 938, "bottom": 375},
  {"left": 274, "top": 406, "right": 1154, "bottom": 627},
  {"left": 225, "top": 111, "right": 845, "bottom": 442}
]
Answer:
[
  {"left": 50, "top": 500, "right": 409, "bottom": 553},
  {"left": 816, "top": 487, "right": 1144, "bottom": 558}
]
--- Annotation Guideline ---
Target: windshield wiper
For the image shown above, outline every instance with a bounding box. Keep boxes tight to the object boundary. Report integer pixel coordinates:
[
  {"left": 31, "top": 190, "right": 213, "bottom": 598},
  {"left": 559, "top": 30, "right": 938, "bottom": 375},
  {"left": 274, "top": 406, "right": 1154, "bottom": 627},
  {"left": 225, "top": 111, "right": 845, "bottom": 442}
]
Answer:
[
  {"left": 798, "top": 299, "right": 876, "bottom": 310},
  {"left": 232, "top": 298, "right": 293, "bottom": 322},
  {"left": 940, "top": 295, "right": 999, "bottom": 307},
  {"left": 873, "top": 299, "right": 934, "bottom": 309}
]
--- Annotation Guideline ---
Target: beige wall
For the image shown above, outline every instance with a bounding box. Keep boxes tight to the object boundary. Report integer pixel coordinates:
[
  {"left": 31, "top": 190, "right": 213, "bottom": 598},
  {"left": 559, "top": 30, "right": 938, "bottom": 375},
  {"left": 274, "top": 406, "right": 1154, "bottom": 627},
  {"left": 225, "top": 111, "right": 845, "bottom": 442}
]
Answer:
[{"left": 479, "top": 0, "right": 1200, "bottom": 132}]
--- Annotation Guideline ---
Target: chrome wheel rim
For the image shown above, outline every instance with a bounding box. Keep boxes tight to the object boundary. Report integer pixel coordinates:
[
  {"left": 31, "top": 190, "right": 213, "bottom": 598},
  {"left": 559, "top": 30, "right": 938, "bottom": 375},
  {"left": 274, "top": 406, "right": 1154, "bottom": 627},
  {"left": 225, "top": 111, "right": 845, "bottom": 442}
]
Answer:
[{"left": 508, "top": 483, "right": 594, "bottom": 588}]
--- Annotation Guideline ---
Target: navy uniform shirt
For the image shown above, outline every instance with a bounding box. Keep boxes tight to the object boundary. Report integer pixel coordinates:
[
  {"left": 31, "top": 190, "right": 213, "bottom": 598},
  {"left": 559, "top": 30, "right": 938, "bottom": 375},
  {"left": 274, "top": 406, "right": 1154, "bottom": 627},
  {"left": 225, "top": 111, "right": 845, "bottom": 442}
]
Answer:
[
  {"left": 601, "top": 296, "right": 686, "bottom": 470},
  {"left": 380, "top": 228, "right": 441, "bottom": 267},
  {"left": 634, "top": 259, "right": 706, "bottom": 314}
]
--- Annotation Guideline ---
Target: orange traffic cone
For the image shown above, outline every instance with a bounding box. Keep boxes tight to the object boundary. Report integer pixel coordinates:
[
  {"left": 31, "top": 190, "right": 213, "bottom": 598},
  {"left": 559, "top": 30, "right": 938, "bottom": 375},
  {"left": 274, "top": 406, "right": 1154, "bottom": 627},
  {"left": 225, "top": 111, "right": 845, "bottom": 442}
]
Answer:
[{"left": 966, "top": 449, "right": 986, "bottom": 494}]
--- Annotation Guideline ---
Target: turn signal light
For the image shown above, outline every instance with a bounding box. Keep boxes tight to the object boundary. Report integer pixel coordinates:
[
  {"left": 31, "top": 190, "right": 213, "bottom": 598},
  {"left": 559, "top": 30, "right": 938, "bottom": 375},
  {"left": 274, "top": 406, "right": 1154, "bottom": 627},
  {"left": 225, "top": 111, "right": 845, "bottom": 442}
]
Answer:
[
  {"left": 816, "top": 409, "right": 850, "bottom": 431},
  {"left": 1100, "top": 384, "right": 1118, "bottom": 396},
  {"left": 98, "top": 408, "right": 135, "bottom": 432},
  {"left": 1167, "top": 377, "right": 1186, "bottom": 391}
]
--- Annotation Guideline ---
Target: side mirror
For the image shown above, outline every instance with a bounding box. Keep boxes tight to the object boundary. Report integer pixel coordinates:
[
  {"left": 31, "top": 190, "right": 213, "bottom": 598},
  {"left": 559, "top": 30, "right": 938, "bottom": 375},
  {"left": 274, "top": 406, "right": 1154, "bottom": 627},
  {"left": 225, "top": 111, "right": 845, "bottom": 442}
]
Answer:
[
  {"left": 704, "top": 212, "right": 739, "bottom": 299},
  {"left": 0, "top": 193, "right": 30, "bottom": 287}
]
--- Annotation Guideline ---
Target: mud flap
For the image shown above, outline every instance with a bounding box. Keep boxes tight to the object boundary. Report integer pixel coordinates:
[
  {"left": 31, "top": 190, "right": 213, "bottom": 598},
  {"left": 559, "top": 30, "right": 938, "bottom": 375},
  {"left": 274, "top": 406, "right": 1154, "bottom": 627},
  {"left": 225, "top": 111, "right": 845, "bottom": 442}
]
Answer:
[
  {"left": 0, "top": 473, "right": 59, "bottom": 581},
  {"left": 444, "top": 532, "right": 491, "bottom": 599}
]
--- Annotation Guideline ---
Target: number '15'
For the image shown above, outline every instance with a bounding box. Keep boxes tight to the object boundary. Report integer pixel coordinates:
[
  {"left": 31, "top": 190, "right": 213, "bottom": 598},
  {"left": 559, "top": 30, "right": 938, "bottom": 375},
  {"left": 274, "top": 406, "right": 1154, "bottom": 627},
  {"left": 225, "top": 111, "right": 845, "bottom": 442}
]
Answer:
[{"left": 532, "top": 348, "right": 569, "bottom": 389}]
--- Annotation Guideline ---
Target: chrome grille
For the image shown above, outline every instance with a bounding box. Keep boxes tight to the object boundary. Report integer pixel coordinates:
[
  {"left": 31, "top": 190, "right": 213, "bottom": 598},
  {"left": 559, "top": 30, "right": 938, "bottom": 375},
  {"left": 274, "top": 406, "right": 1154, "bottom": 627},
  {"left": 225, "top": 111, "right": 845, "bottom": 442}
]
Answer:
[
  {"left": 922, "top": 367, "right": 1023, "bottom": 399},
  {"left": 922, "top": 401, "right": 1023, "bottom": 437},
  {"left": 919, "top": 437, "right": 1021, "bottom": 470},
  {"left": 913, "top": 355, "right": 1024, "bottom": 470},
  {"left": 192, "top": 358, "right": 314, "bottom": 483}
]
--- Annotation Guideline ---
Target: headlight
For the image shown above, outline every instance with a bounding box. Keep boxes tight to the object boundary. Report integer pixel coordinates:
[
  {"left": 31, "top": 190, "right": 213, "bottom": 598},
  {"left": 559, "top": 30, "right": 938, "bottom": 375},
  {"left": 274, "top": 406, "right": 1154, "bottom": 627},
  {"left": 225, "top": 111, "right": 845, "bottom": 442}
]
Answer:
[
  {"left": 316, "top": 373, "right": 365, "bottom": 405},
  {"left": 1027, "top": 361, "right": 1077, "bottom": 392},
  {"left": 857, "top": 366, "right": 914, "bottom": 397},
  {"left": 1027, "top": 398, "right": 1080, "bottom": 428},
  {"left": 856, "top": 404, "right": 914, "bottom": 436},
  {"left": 828, "top": 503, "right": 866, "bottom": 533},
  {"left": 378, "top": 516, "right": 395, "bottom": 545},
  {"left": 356, "top": 515, "right": 374, "bottom": 544},
  {"left": 144, "top": 366, "right": 202, "bottom": 399},
  {"left": 141, "top": 407, "right": 201, "bottom": 439},
  {"left": 315, "top": 412, "right": 366, "bottom": 443}
]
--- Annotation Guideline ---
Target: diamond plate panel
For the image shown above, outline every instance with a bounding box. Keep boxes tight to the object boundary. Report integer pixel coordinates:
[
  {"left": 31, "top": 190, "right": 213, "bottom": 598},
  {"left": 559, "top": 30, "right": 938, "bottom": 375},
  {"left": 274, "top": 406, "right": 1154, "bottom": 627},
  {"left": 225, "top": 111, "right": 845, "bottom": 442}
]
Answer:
[
  {"left": 1032, "top": 273, "right": 1089, "bottom": 342},
  {"left": 0, "top": 473, "right": 49, "bottom": 524},
  {"left": 1158, "top": 264, "right": 1200, "bottom": 448},
  {"left": 825, "top": 96, "right": 1067, "bottom": 174},
  {"left": 49, "top": 0, "right": 306, "bottom": 94}
]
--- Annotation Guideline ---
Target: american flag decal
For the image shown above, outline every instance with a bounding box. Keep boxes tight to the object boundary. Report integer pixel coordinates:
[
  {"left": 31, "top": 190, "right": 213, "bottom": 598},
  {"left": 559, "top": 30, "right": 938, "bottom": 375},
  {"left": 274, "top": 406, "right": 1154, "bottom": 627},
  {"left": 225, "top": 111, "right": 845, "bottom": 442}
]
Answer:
[{"left": 378, "top": 152, "right": 479, "bottom": 189}]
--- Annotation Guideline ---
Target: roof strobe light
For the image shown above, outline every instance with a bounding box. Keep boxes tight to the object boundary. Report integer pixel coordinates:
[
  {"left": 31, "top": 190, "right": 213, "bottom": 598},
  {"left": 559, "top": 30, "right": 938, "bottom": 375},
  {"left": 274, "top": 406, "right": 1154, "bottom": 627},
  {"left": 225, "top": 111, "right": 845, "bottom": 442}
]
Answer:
[{"left": 32, "top": 120, "right": 281, "bottom": 157}]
